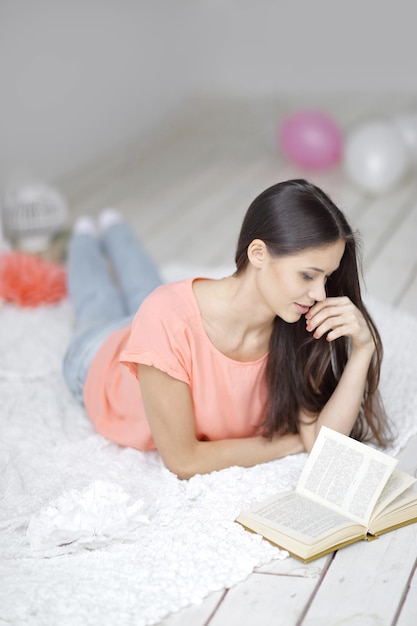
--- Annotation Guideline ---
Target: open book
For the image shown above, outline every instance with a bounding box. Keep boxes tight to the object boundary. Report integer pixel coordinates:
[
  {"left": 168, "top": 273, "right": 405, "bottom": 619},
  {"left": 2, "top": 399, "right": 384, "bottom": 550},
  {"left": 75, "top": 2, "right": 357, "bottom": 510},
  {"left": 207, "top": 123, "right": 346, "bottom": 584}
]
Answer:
[{"left": 236, "top": 426, "right": 417, "bottom": 562}]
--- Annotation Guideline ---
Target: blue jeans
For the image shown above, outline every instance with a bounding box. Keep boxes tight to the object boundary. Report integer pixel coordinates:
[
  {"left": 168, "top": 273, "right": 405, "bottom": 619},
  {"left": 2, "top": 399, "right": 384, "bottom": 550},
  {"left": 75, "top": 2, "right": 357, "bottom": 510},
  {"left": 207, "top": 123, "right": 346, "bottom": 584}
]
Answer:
[{"left": 63, "top": 222, "right": 162, "bottom": 406}]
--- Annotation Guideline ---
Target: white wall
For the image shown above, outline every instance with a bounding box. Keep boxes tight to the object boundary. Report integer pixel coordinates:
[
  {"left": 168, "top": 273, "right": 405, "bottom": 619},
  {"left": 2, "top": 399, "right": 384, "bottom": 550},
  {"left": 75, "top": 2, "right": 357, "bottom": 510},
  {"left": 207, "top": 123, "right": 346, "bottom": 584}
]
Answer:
[
  {"left": 192, "top": 0, "right": 417, "bottom": 96},
  {"left": 0, "top": 0, "right": 196, "bottom": 188},
  {"left": 1, "top": 0, "right": 416, "bottom": 189}
]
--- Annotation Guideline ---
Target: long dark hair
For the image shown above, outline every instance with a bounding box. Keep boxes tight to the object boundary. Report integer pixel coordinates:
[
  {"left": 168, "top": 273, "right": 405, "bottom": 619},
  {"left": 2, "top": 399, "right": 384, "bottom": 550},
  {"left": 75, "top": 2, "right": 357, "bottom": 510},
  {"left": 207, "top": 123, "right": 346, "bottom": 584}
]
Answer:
[{"left": 235, "top": 179, "right": 391, "bottom": 447}]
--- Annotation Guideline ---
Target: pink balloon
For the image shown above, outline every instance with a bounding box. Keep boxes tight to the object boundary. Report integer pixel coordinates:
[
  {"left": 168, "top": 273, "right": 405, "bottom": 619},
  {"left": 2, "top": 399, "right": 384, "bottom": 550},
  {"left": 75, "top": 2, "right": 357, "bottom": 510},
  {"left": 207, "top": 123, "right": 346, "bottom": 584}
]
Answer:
[{"left": 279, "top": 110, "right": 343, "bottom": 170}]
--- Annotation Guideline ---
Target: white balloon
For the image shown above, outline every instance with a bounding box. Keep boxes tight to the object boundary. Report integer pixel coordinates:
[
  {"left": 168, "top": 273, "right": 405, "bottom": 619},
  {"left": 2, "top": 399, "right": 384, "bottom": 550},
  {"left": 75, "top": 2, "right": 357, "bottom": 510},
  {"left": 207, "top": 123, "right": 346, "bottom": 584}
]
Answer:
[
  {"left": 392, "top": 112, "right": 417, "bottom": 165},
  {"left": 344, "top": 120, "right": 410, "bottom": 195}
]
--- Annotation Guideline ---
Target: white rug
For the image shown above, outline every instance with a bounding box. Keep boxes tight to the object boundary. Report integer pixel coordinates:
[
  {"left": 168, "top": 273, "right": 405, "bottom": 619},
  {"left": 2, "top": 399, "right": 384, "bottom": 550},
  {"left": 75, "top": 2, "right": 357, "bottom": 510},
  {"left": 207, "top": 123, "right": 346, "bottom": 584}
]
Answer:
[{"left": 1, "top": 265, "right": 417, "bottom": 626}]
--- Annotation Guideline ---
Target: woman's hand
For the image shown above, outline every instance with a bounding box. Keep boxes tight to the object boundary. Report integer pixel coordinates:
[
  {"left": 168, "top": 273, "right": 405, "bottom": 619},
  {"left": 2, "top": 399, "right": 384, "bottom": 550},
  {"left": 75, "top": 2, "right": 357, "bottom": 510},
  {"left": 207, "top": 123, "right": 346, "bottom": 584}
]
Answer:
[
  {"left": 299, "top": 296, "right": 377, "bottom": 451},
  {"left": 305, "top": 296, "right": 375, "bottom": 353}
]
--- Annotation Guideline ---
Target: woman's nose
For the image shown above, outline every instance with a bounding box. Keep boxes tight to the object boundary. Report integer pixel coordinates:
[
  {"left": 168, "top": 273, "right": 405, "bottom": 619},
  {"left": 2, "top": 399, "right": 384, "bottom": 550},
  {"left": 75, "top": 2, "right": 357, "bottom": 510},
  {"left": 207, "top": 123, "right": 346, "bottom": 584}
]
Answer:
[{"left": 308, "top": 282, "right": 326, "bottom": 302}]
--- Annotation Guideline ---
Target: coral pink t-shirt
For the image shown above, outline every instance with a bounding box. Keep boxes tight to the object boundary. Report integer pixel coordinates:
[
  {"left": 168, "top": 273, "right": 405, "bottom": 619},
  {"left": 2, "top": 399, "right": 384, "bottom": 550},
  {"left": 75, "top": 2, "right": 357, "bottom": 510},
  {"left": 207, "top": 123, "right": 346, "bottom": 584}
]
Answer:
[{"left": 83, "top": 279, "right": 268, "bottom": 450}]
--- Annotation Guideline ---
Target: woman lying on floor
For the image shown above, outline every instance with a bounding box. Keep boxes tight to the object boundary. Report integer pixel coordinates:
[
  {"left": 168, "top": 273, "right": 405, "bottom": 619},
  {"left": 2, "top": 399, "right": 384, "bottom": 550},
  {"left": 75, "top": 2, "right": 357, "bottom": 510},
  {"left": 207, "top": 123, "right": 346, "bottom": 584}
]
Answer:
[{"left": 63, "top": 178, "right": 391, "bottom": 479}]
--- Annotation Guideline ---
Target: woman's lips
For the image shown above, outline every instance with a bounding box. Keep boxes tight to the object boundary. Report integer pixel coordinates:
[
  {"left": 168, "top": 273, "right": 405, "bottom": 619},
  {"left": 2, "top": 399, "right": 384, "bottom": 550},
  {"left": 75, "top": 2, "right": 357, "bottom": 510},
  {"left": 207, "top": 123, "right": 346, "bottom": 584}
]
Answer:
[{"left": 295, "top": 303, "right": 310, "bottom": 315}]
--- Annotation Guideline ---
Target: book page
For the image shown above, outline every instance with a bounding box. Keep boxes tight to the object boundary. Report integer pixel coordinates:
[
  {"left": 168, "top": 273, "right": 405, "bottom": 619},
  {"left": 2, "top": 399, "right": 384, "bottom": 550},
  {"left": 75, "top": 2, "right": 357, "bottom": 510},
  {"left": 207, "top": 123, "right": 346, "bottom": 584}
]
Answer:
[
  {"left": 239, "top": 491, "right": 360, "bottom": 543},
  {"left": 297, "top": 427, "right": 397, "bottom": 525},
  {"left": 372, "top": 469, "right": 417, "bottom": 519},
  {"left": 370, "top": 487, "right": 417, "bottom": 534}
]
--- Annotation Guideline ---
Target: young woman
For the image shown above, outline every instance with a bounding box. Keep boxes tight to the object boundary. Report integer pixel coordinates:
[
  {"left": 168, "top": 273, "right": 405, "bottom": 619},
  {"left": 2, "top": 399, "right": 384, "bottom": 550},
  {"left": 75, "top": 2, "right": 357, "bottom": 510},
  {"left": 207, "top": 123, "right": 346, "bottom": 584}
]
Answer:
[{"left": 63, "top": 179, "right": 391, "bottom": 479}]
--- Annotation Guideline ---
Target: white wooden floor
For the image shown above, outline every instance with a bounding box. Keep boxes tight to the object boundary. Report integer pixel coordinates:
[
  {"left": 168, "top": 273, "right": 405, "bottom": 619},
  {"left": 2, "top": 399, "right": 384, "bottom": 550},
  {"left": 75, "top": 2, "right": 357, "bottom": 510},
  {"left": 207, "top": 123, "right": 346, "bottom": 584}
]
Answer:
[{"left": 61, "top": 95, "right": 417, "bottom": 626}]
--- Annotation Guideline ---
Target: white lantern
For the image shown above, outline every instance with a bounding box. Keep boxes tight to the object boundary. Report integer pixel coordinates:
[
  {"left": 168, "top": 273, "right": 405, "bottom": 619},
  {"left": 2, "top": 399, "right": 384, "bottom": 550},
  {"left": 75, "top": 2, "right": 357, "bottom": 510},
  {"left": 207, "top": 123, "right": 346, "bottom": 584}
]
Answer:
[{"left": 3, "top": 183, "right": 69, "bottom": 252}]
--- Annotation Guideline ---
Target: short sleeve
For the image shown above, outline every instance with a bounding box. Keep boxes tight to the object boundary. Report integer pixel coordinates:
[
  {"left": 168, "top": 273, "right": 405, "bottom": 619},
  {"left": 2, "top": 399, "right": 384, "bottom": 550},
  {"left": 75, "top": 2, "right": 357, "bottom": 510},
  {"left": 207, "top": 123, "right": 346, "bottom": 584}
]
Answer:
[{"left": 119, "top": 284, "right": 193, "bottom": 385}]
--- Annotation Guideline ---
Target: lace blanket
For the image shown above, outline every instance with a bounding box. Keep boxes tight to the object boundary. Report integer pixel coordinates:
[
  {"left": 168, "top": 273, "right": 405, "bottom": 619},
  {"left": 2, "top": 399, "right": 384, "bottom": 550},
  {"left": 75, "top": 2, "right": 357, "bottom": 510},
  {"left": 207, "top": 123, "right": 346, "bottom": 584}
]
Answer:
[{"left": 1, "top": 269, "right": 417, "bottom": 626}]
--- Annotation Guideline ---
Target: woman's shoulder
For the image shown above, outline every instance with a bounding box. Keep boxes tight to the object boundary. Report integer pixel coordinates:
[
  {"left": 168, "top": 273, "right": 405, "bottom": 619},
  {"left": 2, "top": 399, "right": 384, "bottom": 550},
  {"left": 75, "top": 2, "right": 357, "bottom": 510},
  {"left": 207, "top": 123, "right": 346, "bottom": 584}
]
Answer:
[
  {"left": 141, "top": 279, "right": 196, "bottom": 309},
  {"left": 135, "top": 279, "right": 202, "bottom": 330},
  {"left": 127, "top": 279, "right": 206, "bottom": 358}
]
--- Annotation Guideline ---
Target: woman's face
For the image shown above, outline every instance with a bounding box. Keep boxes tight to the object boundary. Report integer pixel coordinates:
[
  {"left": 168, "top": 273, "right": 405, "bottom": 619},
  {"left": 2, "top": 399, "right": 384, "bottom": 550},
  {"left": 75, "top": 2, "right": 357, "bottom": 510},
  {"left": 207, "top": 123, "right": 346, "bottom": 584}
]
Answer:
[{"left": 252, "top": 239, "right": 346, "bottom": 323}]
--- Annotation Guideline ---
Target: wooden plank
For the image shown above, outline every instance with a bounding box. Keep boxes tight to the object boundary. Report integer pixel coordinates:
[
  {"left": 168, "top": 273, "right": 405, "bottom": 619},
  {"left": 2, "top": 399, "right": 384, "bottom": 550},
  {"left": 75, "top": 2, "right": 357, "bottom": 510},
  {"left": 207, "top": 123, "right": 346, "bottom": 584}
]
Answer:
[
  {"left": 361, "top": 198, "right": 417, "bottom": 308},
  {"left": 124, "top": 157, "right": 236, "bottom": 238},
  {"left": 352, "top": 179, "right": 417, "bottom": 271},
  {"left": 397, "top": 432, "right": 417, "bottom": 475},
  {"left": 392, "top": 433, "right": 417, "bottom": 625},
  {"left": 396, "top": 563, "right": 417, "bottom": 626},
  {"left": 158, "top": 590, "right": 225, "bottom": 626},
  {"left": 208, "top": 572, "right": 320, "bottom": 626},
  {"left": 396, "top": 262, "right": 417, "bottom": 313},
  {"left": 143, "top": 161, "right": 263, "bottom": 265},
  {"left": 158, "top": 555, "right": 332, "bottom": 625},
  {"left": 302, "top": 524, "right": 417, "bottom": 626}
]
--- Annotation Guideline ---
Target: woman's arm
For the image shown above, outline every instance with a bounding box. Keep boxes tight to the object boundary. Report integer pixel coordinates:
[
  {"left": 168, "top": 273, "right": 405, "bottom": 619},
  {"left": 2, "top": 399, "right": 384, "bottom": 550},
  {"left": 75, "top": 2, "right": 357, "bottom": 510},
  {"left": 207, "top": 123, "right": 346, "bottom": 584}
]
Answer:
[
  {"left": 298, "top": 296, "right": 376, "bottom": 451},
  {"left": 138, "top": 364, "right": 304, "bottom": 479}
]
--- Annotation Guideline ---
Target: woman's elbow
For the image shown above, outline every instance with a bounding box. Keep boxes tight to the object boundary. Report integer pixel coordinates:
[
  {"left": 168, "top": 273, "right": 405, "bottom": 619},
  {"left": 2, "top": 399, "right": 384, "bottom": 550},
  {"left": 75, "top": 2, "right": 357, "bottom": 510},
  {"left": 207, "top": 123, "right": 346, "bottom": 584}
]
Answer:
[
  {"left": 169, "top": 464, "right": 197, "bottom": 480},
  {"left": 161, "top": 453, "right": 200, "bottom": 480}
]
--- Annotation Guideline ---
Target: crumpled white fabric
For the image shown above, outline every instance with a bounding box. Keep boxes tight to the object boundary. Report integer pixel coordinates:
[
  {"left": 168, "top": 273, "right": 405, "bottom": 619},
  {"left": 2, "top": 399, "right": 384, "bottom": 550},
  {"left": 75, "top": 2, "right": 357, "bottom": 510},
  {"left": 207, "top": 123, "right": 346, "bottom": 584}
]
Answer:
[
  {"left": 26, "top": 480, "right": 149, "bottom": 552},
  {"left": 1, "top": 276, "right": 417, "bottom": 626}
]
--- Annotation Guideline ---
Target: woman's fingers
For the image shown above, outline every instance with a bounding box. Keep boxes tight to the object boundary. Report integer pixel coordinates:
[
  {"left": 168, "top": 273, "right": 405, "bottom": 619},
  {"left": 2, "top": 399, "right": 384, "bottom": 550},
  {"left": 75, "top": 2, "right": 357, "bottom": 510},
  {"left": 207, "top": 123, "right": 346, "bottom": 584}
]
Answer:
[
  {"left": 306, "top": 296, "right": 350, "bottom": 322},
  {"left": 305, "top": 298, "right": 350, "bottom": 335},
  {"left": 305, "top": 297, "right": 373, "bottom": 347}
]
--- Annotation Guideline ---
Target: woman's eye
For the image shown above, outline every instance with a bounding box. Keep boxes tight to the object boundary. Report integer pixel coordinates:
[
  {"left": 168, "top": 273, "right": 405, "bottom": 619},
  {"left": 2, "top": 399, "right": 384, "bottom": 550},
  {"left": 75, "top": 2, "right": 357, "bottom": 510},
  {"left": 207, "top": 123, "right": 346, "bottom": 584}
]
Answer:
[{"left": 302, "top": 273, "right": 314, "bottom": 281}]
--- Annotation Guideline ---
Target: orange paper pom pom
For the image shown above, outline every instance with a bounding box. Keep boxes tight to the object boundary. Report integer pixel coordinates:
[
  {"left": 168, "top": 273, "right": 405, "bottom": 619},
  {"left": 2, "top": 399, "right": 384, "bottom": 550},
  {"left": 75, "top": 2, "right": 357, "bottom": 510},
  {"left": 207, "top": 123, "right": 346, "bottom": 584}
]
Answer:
[{"left": 0, "top": 251, "right": 67, "bottom": 307}]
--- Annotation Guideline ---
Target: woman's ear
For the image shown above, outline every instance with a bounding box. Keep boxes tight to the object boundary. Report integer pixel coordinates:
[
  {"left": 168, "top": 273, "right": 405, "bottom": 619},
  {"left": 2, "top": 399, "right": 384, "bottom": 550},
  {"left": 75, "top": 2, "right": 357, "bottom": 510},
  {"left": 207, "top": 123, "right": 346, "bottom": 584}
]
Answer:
[{"left": 247, "top": 239, "right": 267, "bottom": 269}]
